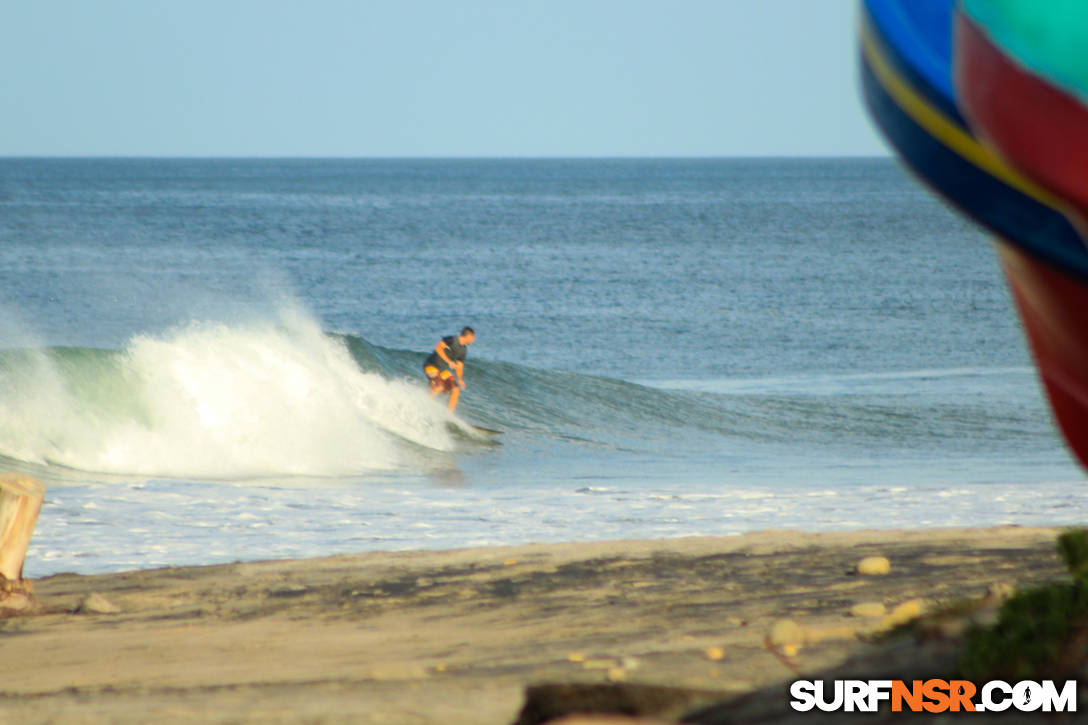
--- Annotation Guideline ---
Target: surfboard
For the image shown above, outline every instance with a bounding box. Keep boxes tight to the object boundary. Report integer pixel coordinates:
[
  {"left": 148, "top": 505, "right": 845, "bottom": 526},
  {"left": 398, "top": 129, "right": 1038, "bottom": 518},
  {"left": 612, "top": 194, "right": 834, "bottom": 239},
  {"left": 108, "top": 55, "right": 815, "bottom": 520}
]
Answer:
[{"left": 446, "top": 420, "right": 503, "bottom": 442}]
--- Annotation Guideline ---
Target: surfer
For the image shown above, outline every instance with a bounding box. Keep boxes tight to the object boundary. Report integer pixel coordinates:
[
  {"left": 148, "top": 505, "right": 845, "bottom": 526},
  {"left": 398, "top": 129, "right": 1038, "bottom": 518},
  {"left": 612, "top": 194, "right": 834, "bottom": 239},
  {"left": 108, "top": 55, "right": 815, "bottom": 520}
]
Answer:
[{"left": 422, "top": 327, "right": 475, "bottom": 412}]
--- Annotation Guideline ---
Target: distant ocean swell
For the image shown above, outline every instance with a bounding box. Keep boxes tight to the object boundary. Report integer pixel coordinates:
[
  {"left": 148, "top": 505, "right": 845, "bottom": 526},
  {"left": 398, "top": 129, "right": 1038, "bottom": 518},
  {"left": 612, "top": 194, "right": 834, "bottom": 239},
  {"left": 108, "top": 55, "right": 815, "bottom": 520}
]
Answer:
[{"left": 0, "top": 308, "right": 1056, "bottom": 482}]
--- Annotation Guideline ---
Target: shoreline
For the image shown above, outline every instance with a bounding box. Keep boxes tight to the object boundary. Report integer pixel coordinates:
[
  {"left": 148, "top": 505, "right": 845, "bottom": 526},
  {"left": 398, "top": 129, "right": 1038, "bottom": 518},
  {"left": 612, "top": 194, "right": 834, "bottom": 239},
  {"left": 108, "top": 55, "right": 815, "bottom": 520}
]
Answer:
[{"left": 1, "top": 526, "right": 1072, "bottom": 723}]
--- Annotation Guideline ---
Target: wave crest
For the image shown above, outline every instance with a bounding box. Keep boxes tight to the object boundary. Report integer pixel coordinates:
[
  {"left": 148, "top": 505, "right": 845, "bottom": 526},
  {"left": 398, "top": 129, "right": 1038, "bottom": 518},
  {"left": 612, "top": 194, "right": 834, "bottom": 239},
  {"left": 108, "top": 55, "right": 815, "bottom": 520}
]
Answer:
[{"left": 0, "top": 308, "right": 457, "bottom": 478}]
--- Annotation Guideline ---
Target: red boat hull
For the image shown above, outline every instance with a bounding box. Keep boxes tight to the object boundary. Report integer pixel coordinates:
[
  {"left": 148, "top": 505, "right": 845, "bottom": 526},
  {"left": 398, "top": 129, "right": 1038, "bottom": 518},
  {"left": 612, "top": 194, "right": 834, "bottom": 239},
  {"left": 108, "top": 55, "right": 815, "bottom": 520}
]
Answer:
[
  {"left": 956, "top": 14, "right": 1088, "bottom": 216},
  {"left": 998, "top": 241, "right": 1088, "bottom": 468}
]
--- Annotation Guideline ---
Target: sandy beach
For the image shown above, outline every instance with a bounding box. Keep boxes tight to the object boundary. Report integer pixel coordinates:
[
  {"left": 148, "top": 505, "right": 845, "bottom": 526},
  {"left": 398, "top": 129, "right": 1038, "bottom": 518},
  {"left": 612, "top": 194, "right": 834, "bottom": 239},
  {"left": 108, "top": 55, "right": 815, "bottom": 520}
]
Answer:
[{"left": 0, "top": 526, "right": 1073, "bottom": 723}]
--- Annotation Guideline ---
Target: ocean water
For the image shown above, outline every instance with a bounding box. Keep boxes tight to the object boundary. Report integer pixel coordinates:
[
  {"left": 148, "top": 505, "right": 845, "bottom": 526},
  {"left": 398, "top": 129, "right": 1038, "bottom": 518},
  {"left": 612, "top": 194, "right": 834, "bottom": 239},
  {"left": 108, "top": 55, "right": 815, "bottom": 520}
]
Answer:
[{"left": 0, "top": 158, "right": 1083, "bottom": 576}]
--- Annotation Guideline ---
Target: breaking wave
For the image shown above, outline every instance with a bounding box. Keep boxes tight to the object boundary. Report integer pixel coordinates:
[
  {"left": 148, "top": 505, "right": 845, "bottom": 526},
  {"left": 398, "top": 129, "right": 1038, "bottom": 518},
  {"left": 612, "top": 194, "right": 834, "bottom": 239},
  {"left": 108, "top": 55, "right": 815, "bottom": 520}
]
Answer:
[{"left": 0, "top": 307, "right": 459, "bottom": 478}]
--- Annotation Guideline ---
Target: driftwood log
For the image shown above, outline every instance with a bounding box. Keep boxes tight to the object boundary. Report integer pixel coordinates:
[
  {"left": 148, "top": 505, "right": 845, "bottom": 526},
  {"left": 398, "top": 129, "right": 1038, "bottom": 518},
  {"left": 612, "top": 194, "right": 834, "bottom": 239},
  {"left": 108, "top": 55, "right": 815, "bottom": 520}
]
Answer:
[{"left": 0, "top": 473, "right": 45, "bottom": 612}]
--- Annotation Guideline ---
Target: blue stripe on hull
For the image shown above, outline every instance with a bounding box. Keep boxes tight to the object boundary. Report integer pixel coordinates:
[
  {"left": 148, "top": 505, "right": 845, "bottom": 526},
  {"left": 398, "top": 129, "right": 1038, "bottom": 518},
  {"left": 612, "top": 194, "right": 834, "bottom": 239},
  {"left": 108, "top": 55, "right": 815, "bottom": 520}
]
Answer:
[
  {"left": 863, "top": 0, "right": 965, "bottom": 124},
  {"left": 860, "top": 12, "right": 1088, "bottom": 283}
]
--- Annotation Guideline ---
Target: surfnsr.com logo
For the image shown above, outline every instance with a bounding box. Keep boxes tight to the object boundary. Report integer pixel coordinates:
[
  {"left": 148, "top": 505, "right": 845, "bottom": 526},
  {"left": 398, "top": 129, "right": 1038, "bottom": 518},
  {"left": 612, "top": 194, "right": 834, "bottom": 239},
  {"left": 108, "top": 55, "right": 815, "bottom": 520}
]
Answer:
[{"left": 789, "top": 679, "right": 1077, "bottom": 713}]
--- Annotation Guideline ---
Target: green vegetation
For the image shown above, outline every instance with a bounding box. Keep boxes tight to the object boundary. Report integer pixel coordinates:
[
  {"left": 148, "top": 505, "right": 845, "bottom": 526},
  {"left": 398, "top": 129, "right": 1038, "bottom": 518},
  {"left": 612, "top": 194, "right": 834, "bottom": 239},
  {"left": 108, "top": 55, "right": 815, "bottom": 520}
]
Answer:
[{"left": 959, "top": 529, "right": 1088, "bottom": 680}]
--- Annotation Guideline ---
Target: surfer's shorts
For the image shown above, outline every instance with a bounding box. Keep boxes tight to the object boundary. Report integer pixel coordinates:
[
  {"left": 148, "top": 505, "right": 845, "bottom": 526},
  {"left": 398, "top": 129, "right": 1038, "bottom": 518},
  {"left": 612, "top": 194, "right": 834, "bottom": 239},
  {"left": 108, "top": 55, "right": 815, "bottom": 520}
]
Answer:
[{"left": 423, "top": 365, "right": 456, "bottom": 392}]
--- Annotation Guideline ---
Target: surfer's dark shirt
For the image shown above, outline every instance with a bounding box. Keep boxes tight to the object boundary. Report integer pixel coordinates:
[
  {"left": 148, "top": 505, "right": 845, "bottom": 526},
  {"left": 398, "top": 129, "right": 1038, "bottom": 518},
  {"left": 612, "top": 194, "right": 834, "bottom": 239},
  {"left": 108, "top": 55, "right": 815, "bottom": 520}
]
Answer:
[{"left": 424, "top": 335, "right": 467, "bottom": 370}]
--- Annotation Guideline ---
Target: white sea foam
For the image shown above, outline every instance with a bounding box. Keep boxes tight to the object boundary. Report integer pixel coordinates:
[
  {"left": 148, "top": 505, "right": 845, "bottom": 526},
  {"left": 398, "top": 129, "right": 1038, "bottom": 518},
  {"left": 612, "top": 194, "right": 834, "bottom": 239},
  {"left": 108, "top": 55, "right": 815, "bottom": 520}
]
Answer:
[
  {"left": 641, "top": 367, "right": 1038, "bottom": 397},
  {"left": 25, "top": 476, "right": 1088, "bottom": 577},
  {"left": 0, "top": 306, "right": 457, "bottom": 478}
]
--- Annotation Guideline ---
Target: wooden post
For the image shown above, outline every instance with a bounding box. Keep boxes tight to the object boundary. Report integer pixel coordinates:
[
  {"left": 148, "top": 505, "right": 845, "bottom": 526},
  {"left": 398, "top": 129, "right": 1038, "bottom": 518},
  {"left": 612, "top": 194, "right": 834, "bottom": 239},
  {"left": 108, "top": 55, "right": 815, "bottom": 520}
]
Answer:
[{"left": 0, "top": 474, "right": 45, "bottom": 611}]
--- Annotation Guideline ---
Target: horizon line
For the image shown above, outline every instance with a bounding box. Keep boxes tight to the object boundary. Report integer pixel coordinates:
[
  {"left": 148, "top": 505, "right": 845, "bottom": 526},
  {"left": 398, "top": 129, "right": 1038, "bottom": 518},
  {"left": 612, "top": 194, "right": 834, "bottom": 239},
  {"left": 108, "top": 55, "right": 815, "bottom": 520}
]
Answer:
[{"left": 0, "top": 152, "right": 893, "bottom": 161}]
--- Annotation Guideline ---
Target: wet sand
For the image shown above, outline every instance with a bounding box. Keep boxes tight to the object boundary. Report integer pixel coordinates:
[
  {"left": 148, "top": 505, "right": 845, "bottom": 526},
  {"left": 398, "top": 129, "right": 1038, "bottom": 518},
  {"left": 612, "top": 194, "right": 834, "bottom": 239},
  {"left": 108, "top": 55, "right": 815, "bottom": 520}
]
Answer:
[{"left": 0, "top": 527, "right": 1071, "bottom": 724}]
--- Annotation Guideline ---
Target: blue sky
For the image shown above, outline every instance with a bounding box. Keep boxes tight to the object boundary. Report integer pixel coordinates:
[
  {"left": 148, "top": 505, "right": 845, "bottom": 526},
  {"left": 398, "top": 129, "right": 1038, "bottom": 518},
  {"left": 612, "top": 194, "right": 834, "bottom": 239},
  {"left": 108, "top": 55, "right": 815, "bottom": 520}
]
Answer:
[{"left": 3, "top": 0, "right": 888, "bottom": 157}]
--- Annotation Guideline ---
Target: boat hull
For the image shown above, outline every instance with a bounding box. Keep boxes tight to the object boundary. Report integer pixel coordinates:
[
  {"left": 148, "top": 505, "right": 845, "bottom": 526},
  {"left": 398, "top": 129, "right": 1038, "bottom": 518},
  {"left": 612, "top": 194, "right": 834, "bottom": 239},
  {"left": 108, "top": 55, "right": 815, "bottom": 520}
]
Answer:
[
  {"left": 998, "top": 242, "right": 1088, "bottom": 466},
  {"left": 860, "top": 0, "right": 1088, "bottom": 469}
]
